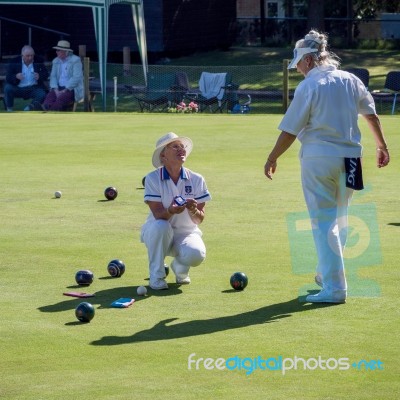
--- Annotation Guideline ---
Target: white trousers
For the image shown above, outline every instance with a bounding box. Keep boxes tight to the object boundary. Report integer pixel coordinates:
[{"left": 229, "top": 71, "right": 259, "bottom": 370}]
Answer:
[
  {"left": 141, "top": 220, "right": 206, "bottom": 282},
  {"left": 301, "top": 156, "right": 354, "bottom": 293}
]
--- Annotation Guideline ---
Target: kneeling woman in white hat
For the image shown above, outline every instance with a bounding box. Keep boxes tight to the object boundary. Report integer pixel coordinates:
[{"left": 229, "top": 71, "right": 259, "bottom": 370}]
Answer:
[{"left": 141, "top": 132, "right": 212, "bottom": 290}]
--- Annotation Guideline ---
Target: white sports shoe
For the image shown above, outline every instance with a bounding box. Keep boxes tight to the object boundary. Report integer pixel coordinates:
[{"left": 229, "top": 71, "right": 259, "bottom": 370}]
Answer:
[
  {"left": 149, "top": 278, "right": 168, "bottom": 290},
  {"left": 170, "top": 261, "right": 191, "bottom": 284},
  {"left": 176, "top": 276, "right": 191, "bottom": 284},
  {"left": 306, "top": 289, "right": 346, "bottom": 304}
]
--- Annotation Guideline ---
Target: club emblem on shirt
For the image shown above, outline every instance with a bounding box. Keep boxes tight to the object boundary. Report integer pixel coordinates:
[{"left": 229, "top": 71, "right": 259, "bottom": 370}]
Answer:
[{"left": 185, "top": 186, "right": 192, "bottom": 194}]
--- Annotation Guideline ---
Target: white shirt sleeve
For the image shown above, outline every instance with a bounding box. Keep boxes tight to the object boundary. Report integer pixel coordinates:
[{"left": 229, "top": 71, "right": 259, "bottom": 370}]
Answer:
[{"left": 278, "top": 83, "right": 312, "bottom": 136}]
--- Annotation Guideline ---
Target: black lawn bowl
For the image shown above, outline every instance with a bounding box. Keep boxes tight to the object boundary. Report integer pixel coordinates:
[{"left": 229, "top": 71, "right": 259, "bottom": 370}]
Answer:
[
  {"left": 75, "top": 270, "right": 94, "bottom": 286},
  {"left": 104, "top": 186, "right": 118, "bottom": 200},
  {"left": 230, "top": 272, "right": 248, "bottom": 291},
  {"left": 107, "top": 259, "right": 126, "bottom": 278},
  {"left": 75, "top": 302, "right": 95, "bottom": 323}
]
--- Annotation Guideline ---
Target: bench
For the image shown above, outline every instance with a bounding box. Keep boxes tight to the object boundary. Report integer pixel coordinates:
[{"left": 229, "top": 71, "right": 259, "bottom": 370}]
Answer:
[{"left": 1, "top": 57, "right": 96, "bottom": 112}]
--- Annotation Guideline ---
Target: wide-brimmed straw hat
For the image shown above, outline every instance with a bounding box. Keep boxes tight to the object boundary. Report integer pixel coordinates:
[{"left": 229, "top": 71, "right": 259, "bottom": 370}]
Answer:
[
  {"left": 152, "top": 132, "right": 193, "bottom": 168},
  {"left": 53, "top": 40, "right": 73, "bottom": 52}
]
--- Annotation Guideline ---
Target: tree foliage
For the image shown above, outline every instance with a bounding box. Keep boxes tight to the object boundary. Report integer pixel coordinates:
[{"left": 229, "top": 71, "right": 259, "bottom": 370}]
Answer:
[
  {"left": 354, "top": 0, "right": 400, "bottom": 18},
  {"left": 284, "top": 0, "right": 400, "bottom": 22}
]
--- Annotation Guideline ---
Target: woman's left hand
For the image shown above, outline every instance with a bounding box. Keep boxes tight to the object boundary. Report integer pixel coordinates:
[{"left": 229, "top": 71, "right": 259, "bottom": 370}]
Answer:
[
  {"left": 264, "top": 158, "right": 277, "bottom": 180},
  {"left": 376, "top": 148, "right": 390, "bottom": 168},
  {"left": 185, "top": 198, "right": 198, "bottom": 214}
]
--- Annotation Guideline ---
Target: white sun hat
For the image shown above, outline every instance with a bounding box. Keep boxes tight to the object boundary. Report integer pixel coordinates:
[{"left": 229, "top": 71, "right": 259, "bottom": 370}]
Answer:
[
  {"left": 53, "top": 40, "right": 73, "bottom": 52},
  {"left": 288, "top": 47, "right": 319, "bottom": 69},
  {"left": 152, "top": 132, "right": 193, "bottom": 168}
]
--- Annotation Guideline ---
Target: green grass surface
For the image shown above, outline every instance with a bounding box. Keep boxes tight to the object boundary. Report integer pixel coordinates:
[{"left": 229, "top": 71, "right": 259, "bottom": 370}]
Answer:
[{"left": 1, "top": 113, "right": 399, "bottom": 399}]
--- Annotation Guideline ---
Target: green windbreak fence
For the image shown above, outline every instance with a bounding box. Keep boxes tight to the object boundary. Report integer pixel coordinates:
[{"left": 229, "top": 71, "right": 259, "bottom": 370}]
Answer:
[
  {"left": 86, "top": 61, "right": 400, "bottom": 114},
  {"left": 86, "top": 62, "right": 289, "bottom": 114}
]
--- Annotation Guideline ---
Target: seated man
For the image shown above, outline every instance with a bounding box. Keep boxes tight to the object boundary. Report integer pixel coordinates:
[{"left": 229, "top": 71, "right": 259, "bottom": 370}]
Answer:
[
  {"left": 4, "top": 45, "right": 49, "bottom": 112},
  {"left": 43, "top": 40, "right": 83, "bottom": 111}
]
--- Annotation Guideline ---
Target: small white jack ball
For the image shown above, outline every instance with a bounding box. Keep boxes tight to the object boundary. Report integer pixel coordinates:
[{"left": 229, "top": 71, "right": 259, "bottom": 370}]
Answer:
[
  {"left": 137, "top": 286, "right": 147, "bottom": 296},
  {"left": 55, "top": 191, "right": 62, "bottom": 198}
]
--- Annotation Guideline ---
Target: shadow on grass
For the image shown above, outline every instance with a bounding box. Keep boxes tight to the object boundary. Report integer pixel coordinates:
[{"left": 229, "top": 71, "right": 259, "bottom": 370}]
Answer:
[
  {"left": 90, "top": 296, "right": 339, "bottom": 346},
  {"left": 37, "top": 284, "right": 183, "bottom": 313}
]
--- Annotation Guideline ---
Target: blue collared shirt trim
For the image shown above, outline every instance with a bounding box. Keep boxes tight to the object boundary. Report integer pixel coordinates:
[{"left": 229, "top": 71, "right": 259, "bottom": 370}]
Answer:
[
  {"left": 195, "top": 193, "right": 210, "bottom": 201},
  {"left": 146, "top": 194, "right": 161, "bottom": 200},
  {"left": 160, "top": 167, "right": 189, "bottom": 181}
]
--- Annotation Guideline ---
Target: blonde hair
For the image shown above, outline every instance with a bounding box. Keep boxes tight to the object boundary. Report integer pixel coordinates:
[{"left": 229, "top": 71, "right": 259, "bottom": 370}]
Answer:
[{"left": 295, "top": 30, "right": 341, "bottom": 68}]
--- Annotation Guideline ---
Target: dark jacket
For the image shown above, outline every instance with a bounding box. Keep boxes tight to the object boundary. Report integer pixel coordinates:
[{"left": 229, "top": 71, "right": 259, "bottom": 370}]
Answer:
[{"left": 6, "top": 55, "right": 49, "bottom": 88}]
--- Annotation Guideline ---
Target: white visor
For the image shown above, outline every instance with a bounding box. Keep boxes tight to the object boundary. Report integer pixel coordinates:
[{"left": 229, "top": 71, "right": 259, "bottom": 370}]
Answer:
[{"left": 288, "top": 47, "right": 319, "bottom": 69}]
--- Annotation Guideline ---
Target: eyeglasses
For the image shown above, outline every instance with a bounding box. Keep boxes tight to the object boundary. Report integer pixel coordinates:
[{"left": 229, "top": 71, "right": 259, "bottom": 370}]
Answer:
[{"left": 167, "top": 144, "right": 187, "bottom": 151}]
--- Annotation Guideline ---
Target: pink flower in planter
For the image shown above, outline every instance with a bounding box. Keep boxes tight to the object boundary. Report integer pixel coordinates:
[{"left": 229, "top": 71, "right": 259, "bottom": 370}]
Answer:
[
  {"left": 176, "top": 101, "right": 186, "bottom": 112},
  {"left": 188, "top": 101, "right": 199, "bottom": 112}
]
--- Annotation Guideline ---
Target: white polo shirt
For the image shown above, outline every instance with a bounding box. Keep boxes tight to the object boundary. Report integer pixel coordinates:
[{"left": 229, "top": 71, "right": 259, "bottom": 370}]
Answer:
[
  {"left": 19, "top": 62, "right": 36, "bottom": 87},
  {"left": 279, "top": 65, "right": 376, "bottom": 158},
  {"left": 143, "top": 166, "right": 211, "bottom": 234},
  {"left": 58, "top": 59, "right": 70, "bottom": 87}
]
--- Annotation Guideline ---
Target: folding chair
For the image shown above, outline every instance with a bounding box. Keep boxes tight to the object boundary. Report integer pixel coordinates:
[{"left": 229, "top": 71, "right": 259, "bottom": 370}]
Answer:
[
  {"left": 371, "top": 71, "right": 400, "bottom": 114},
  {"left": 189, "top": 72, "right": 233, "bottom": 113},
  {"left": 134, "top": 72, "right": 176, "bottom": 112},
  {"left": 345, "top": 68, "right": 370, "bottom": 89},
  {"left": 220, "top": 82, "right": 252, "bottom": 114}
]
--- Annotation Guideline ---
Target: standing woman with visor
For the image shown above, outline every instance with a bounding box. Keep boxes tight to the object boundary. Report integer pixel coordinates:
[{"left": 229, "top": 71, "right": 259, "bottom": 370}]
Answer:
[{"left": 264, "top": 30, "right": 390, "bottom": 303}]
